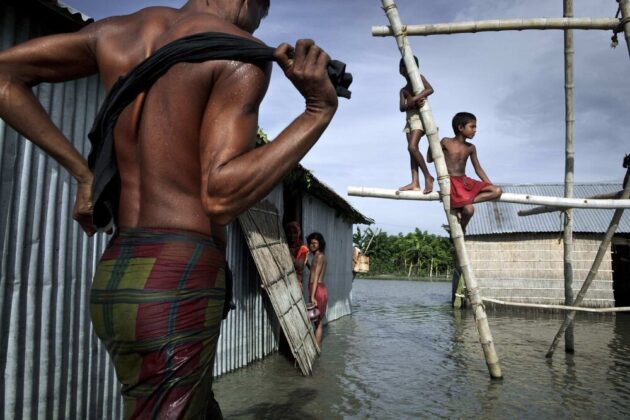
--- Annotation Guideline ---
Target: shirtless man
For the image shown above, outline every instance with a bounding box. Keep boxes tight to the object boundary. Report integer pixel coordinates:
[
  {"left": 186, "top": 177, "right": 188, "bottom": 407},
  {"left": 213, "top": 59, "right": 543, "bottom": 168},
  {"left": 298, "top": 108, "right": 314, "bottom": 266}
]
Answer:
[
  {"left": 0, "top": 1, "right": 338, "bottom": 417},
  {"left": 428, "top": 112, "right": 501, "bottom": 232}
]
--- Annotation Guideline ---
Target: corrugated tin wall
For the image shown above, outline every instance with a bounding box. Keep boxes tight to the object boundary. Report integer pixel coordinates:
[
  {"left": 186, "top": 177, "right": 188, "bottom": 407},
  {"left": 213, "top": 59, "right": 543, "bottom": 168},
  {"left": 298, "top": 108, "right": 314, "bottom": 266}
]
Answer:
[
  {"left": 0, "top": 2, "right": 122, "bottom": 419},
  {"left": 301, "top": 194, "right": 354, "bottom": 323}
]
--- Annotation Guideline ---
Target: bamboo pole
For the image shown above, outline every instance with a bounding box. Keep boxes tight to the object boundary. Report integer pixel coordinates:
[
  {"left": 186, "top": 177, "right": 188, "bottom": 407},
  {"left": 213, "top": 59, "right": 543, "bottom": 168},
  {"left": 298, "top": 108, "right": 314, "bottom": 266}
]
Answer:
[
  {"left": 546, "top": 169, "right": 630, "bottom": 358},
  {"left": 372, "top": 17, "right": 620, "bottom": 37},
  {"left": 379, "top": 0, "right": 502, "bottom": 379},
  {"left": 478, "top": 297, "right": 630, "bottom": 313},
  {"left": 518, "top": 192, "right": 623, "bottom": 216},
  {"left": 347, "top": 186, "right": 630, "bottom": 208},
  {"left": 620, "top": 0, "right": 630, "bottom": 58},
  {"left": 562, "top": 0, "right": 575, "bottom": 353}
]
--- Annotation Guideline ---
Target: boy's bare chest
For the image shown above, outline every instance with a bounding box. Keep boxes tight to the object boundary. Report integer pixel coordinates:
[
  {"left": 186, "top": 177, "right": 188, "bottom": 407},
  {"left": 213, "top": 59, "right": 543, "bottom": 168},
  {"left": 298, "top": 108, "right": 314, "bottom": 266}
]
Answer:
[{"left": 443, "top": 142, "right": 471, "bottom": 161}]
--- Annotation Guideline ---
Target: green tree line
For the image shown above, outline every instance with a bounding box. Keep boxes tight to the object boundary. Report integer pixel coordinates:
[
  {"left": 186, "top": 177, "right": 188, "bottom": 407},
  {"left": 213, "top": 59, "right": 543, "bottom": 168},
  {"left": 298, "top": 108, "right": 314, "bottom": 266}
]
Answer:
[{"left": 354, "top": 227, "right": 454, "bottom": 278}]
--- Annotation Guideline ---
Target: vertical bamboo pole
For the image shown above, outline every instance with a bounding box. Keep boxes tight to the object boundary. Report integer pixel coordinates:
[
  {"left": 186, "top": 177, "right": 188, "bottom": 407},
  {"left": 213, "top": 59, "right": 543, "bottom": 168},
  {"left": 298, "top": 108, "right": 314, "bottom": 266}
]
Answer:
[
  {"left": 546, "top": 170, "right": 630, "bottom": 358},
  {"left": 620, "top": 0, "right": 630, "bottom": 58},
  {"left": 562, "top": 0, "right": 575, "bottom": 353},
  {"left": 380, "top": 0, "right": 502, "bottom": 379}
]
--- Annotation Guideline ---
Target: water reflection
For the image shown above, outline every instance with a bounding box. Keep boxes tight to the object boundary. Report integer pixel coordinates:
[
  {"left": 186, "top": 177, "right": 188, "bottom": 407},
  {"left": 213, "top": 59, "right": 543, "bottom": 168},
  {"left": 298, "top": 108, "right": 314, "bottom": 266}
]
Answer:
[{"left": 215, "top": 280, "right": 630, "bottom": 419}]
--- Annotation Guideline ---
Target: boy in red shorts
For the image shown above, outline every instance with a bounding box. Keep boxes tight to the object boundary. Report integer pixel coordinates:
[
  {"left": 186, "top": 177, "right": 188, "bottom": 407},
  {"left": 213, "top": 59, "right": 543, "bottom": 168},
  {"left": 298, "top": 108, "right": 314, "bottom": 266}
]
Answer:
[{"left": 428, "top": 112, "right": 502, "bottom": 232}]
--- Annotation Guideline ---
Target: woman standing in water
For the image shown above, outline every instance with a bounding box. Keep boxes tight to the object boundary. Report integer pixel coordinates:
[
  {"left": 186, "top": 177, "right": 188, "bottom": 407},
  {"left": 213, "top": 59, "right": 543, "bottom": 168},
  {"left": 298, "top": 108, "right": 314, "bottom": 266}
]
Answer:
[{"left": 307, "top": 232, "right": 328, "bottom": 348}]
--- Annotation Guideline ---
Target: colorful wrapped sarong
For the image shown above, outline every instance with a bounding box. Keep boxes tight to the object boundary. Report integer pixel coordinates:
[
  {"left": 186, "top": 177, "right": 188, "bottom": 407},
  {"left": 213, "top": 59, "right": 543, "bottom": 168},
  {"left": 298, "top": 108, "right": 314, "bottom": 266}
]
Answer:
[
  {"left": 90, "top": 227, "right": 226, "bottom": 419},
  {"left": 449, "top": 175, "right": 490, "bottom": 209}
]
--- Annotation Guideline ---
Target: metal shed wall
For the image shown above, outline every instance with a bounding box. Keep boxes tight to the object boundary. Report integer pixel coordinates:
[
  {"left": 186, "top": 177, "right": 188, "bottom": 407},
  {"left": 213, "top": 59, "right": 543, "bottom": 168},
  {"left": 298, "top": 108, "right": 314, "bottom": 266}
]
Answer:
[
  {"left": 0, "top": 2, "right": 122, "bottom": 418},
  {"left": 301, "top": 194, "right": 354, "bottom": 323}
]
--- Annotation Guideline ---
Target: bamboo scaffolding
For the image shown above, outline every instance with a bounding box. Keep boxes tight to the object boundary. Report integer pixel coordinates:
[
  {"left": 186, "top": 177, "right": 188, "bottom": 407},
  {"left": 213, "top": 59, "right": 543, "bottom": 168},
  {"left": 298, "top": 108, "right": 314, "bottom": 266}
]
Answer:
[
  {"left": 372, "top": 17, "right": 620, "bottom": 37},
  {"left": 562, "top": 0, "right": 576, "bottom": 353},
  {"left": 546, "top": 170, "right": 630, "bottom": 358},
  {"left": 379, "top": 0, "right": 502, "bottom": 379},
  {"left": 347, "top": 186, "right": 630, "bottom": 208}
]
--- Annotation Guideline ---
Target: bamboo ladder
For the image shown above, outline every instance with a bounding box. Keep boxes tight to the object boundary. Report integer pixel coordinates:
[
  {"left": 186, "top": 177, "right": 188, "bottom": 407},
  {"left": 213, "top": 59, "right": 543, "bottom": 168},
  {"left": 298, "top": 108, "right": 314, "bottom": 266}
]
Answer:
[{"left": 354, "top": 0, "right": 630, "bottom": 377}]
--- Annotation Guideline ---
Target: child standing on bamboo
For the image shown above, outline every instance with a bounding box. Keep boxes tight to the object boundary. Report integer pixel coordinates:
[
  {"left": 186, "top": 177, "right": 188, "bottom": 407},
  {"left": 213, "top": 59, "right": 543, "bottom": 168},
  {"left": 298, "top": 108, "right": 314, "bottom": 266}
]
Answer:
[
  {"left": 398, "top": 56, "right": 435, "bottom": 193},
  {"left": 428, "top": 112, "right": 502, "bottom": 232}
]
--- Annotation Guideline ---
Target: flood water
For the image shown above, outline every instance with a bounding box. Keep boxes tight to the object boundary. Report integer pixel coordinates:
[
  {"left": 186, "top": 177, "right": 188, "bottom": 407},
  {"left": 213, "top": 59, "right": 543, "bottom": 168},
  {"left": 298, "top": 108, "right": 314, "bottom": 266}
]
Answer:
[{"left": 214, "top": 279, "right": 630, "bottom": 419}]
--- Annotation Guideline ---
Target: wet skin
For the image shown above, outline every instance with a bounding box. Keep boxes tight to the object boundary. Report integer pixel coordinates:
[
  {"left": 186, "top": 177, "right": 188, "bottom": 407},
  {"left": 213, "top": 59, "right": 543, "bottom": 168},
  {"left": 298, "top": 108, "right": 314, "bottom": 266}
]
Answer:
[{"left": 0, "top": 0, "right": 338, "bottom": 242}]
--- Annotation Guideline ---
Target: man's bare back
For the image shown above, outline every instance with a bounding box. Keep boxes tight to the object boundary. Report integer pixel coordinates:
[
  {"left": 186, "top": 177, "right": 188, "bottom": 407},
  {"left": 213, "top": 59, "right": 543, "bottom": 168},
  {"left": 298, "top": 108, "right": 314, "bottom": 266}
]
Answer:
[{"left": 95, "top": 7, "right": 272, "bottom": 240}]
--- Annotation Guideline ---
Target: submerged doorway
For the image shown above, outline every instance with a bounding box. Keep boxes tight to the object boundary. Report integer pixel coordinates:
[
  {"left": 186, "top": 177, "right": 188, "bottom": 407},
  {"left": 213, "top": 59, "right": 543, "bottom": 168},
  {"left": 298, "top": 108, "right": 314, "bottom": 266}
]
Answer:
[{"left": 612, "top": 240, "right": 630, "bottom": 307}]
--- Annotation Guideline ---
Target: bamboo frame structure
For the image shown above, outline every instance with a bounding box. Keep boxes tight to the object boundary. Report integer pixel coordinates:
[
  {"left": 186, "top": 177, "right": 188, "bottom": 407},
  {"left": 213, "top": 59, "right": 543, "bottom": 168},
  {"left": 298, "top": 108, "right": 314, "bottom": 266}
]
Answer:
[
  {"left": 562, "top": 0, "right": 576, "bottom": 353},
  {"left": 478, "top": 297, "right": 630, "bottom": 313},
  {"left": 372, "top": 17, "right": 620, "bottom": 37},
  {"left": 546, "top": 173, "right": 630, "bottom": 358},
  {"left": 363, "top": 0, "right": 630, "bottom": 374},
  {"left": 347, "top": 186, "right": 630, "bottom": 208},
  {"left": 379, "top": 0, "right": 502, "bottom": 379}
]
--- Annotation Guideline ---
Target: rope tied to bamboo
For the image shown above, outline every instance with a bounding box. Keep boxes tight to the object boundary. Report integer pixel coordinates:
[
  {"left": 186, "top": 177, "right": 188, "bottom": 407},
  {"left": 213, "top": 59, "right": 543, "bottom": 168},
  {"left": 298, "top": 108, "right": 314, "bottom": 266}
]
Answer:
[
  {"left": 382, "top": 4, "right": 396, "bottom": 12},
  {"left": 610, "top": 7, "right": 630, "bottom": 48}
]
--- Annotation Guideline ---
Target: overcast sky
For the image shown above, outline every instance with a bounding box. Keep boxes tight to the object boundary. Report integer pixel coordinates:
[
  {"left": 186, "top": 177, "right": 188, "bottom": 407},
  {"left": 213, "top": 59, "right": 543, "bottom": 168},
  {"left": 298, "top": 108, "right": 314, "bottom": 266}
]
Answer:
[{"left": 66, "top": 0, "right": 630, "bottom": 236}]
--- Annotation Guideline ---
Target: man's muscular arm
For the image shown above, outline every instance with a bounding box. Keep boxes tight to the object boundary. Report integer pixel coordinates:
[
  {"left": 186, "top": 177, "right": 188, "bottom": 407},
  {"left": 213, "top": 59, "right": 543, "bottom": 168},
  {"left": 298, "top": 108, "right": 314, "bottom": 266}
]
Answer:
[
  {"left": 200, "top": 39, "right": 338, "bottom": 225},
  {"left": 0, "top": 27, "right": 101, "bottom": 235}
]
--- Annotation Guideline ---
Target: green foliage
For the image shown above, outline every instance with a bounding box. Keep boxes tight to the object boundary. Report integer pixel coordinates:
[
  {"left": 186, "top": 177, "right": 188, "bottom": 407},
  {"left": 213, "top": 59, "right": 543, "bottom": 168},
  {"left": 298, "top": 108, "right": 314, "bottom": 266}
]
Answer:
[{"left": 354, "top": 227, "right": 454, "bottom": 278}]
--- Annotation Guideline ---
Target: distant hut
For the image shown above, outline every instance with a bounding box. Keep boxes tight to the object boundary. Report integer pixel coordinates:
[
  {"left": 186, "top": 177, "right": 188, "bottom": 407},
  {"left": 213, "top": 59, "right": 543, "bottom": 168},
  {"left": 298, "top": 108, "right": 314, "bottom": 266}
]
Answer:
[
  {"left": 464, "top": 184, "right": 630, "bottom": 308},
  {"left": 0, "top": 2, "right": 373, "bottom": 418}
]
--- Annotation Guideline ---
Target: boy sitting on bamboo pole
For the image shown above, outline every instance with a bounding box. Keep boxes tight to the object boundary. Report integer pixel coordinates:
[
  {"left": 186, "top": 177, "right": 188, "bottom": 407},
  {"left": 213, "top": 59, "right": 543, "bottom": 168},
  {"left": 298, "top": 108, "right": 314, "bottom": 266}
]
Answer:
[
  {"left": 428, "top": 112, "right": 502, "bottom": 232},
  {"left": 398, "top": 56, "right": 435, "bottom": 193}
]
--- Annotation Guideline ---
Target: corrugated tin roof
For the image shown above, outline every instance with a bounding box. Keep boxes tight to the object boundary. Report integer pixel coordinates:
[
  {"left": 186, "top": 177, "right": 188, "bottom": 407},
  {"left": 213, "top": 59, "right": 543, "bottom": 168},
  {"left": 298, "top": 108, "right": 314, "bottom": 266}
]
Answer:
[
  {"left": 290, "top": 165, "right": 374, "bottom": 225},
  {"left": 467, "top": 183, "right": 630, "bottom": 236},
  {"left": 36, "top": 0, "right": 94, "bottom": 26},
  {"left": 256, "top": 131, "right": 373, "bottom": 225}
]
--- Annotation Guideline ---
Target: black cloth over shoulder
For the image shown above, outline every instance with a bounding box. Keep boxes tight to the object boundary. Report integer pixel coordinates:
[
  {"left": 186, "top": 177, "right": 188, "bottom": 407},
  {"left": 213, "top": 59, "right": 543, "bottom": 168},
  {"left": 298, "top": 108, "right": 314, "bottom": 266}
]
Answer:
[{"left": 88, "top": 32, "right": 352, "bottom": 229}]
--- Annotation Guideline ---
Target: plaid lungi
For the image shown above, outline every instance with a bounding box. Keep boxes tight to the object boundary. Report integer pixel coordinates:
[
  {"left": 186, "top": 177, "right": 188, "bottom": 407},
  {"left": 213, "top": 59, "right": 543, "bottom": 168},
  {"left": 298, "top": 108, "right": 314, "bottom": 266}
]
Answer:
[{"left": 90, "top": 227, "right": 226, "bottom": 419}]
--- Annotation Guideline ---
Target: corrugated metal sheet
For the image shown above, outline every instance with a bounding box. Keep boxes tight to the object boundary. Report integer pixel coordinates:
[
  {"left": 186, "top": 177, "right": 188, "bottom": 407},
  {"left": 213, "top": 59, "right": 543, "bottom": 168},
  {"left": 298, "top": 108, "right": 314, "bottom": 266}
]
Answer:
[
  {"left": 468, "top": 183, "right": 630, "bottom": 236},
  {"left": 301, "top": 194, "right": 354, "bottom": 323},
  {"left": 0, "top": 2, "right": 122, "bottom": 418}
]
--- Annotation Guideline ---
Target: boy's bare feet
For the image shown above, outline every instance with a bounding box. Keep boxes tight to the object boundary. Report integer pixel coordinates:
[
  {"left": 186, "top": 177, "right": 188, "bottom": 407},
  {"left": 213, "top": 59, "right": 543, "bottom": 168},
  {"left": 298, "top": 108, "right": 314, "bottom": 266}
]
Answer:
[
  {"left": 398, "top": 183, "right": 420, "bottom": 192},
  {"left": 423, "top": 176, "right": 434, "bottom": 194}
]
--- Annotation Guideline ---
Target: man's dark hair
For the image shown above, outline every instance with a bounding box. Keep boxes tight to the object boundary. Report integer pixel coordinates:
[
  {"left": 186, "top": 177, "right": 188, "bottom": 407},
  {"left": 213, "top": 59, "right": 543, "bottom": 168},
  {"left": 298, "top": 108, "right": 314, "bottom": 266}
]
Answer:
[
  {"left": 259, "top": 0, "right": 270, "bottom": 18},
  {"left": 399, "top": 56, "right": 419, "bottom": 67},
  {"left": 306, "top": 232, "right": 326, "bottom": 252},
  {"left": 452, "top": 112, "right": 476, "bottom": 134}
]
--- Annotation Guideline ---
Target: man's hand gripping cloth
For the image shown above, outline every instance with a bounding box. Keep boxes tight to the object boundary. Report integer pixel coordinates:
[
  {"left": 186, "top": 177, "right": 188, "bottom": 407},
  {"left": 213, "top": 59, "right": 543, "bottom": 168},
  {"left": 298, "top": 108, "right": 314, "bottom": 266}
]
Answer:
[
  {"left": 90, "top": 228, "right": 227, "bottom": 419},
  {"left": 88, "top": 32, "right": 353, "bottom": 230},
  {"left": 449, "top": 175, "right": 490, "bottom": 209}
]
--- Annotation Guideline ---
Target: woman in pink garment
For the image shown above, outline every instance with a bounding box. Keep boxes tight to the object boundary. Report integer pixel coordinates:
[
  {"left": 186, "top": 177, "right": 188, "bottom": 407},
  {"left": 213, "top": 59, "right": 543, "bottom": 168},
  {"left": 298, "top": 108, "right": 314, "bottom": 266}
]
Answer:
[{"left": 307, "top": 232, "right": 328, "bottom": 348}]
